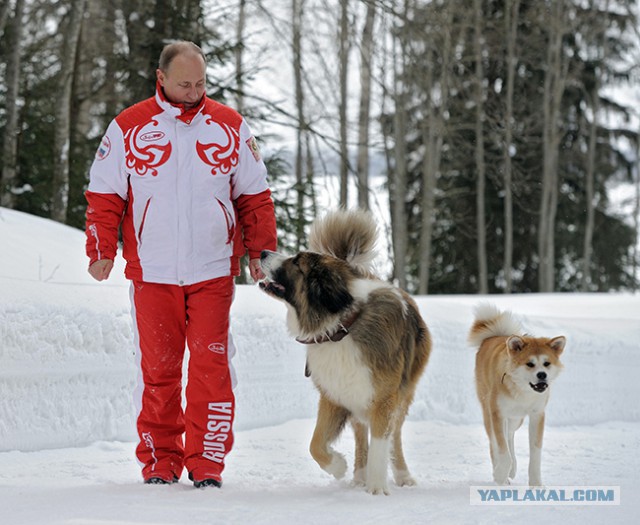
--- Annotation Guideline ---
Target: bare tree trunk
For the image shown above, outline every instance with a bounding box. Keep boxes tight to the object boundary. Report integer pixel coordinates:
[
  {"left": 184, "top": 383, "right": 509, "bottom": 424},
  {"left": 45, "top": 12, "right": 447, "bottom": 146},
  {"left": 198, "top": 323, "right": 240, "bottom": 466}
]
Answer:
[
  {"left": 235, "top": 0, "right": 246, "bottom": 114},
  {"left": 72, "top": 0, "right": 117, "bottom": 228},
  {"left": 338, "top": 0, "right": 350, "bottom": 207},
  {"left": 305, "top": 132, "right": 318, "bottom": 218},
  {"left": 356, "top": 1, "right": 376, "bottom": 211},
  {"left": 390, "top": 2, "right": 410, "bottom": 289},
  {"left": 0, "top": 0, "right": 12, "bottom": 38},
  {"left": 634, "top": 137, "right": 640, "bottom": 292},
  {"left": 418, "top": 57, "right": 436, "bottom": 295},
  {"left": 292, "top": 0, "right": 306, "bottom": 250},
  {"left": 581, "top": 82, "right": 600, "bottom": 292},
  {"left": 502, "top": 0, "right": 520, "bottom": 293},
  {"left": 581, "top": 0, "right": 607, "bottom": 292},
  {"left": 0, "top": 0, "right": 25, "bottom": 209},
  {"left": 51, "top": 0, "right": 87, "bottom": 223},
  {"left": 473, "top": 0, "right": 488, "bottom": 294},
  {"left": 379, "top": 17, "right": 396, "bottom": 280},
  {"left": 418, "top": 6, "right": 452, "bottom": 295},
  {"left": 74, "top": 0, "right": 108, "bottom": 140},
  {"left": 538, "top": 0, "right": 568, "bottom": 292},
  {"left": 122, "top": 0, "right": 156, "bottom": 104},
  {"left": 234, "top": 0, "right": 249, "bottom": 282}
]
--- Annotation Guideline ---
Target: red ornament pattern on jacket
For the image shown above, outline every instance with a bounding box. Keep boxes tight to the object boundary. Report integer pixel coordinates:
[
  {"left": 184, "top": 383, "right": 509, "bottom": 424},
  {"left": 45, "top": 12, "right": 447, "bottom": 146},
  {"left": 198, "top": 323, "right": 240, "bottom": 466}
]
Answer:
[
  {"left": 196, "top": 120, "right": 240, "bottom": 176},
  {"left": 124, "top": 119, "right": 172, "bottom": 177},
  {"left": 85, "top": 85, "right": 277, "bottom": 284}
]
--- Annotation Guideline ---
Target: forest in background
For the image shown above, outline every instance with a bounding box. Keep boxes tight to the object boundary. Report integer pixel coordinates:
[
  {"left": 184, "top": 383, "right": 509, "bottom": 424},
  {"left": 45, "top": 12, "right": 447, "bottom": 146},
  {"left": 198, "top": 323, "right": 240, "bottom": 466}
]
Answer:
[{"left": 1, "top": 0, "right": 639, "bottom": 294}]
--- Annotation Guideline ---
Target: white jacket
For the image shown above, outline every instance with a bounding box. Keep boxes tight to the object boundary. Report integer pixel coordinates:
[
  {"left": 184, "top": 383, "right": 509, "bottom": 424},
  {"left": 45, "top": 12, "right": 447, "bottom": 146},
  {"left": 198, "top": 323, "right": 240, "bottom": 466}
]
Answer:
[{"left": 85, "top": 86, "right": 276, "bottom": 285}]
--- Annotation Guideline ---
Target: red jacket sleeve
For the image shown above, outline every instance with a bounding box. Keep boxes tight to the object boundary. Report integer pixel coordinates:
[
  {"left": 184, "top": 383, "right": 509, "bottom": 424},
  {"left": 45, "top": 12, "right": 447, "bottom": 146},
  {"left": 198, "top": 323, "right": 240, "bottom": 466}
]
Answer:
[
  {"left": 235, "top": 189, "right": 277, "bottom": 259},
  {"left": 85, "top": 190, "right": 126, "bottom": 266}
]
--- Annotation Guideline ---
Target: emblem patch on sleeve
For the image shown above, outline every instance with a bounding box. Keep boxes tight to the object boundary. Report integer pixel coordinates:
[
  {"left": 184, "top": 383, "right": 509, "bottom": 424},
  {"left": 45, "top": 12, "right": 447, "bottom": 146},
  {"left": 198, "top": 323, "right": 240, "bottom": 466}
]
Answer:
[
  {"left": 95, "top": 135, "right": 111, "bottom": 161},
  {"left": 246, "top": 136, "right": 261, "bottom": 162}
]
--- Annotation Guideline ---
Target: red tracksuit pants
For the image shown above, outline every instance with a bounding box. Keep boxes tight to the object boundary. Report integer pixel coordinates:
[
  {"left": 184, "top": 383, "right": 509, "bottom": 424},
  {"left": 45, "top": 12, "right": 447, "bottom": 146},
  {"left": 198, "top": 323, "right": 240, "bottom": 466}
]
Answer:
[{"left": 130, "top": 276, "right": 236, "bottom": 484}]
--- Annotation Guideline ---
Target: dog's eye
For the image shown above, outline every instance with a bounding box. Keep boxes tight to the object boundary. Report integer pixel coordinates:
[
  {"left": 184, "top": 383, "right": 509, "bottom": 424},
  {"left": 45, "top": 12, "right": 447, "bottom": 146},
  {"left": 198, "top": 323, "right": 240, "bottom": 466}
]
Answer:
[
  {"left": 526, "top": 362, "right": 535, "bottom": 368},
  {"left": 543, "top": 362, "right": 550, "bottom": 367}
]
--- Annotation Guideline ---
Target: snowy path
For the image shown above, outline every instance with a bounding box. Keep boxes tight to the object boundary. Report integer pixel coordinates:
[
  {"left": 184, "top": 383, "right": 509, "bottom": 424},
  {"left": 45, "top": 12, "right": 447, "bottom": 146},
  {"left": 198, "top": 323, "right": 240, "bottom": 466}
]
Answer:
[{"left": 1, "top": 419, "right": 638, "bottom": 524}]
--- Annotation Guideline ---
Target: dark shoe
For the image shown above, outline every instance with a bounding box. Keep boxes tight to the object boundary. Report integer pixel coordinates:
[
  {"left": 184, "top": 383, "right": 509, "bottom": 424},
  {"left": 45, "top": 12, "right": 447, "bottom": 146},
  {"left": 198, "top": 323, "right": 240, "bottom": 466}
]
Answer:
[
  {"left": 144, "top": 475, "right": 178, "bottom": 485},
  {"left": 193, "top": 478, "right": 222, "bottom": 489},
  {"left": 188, "top": 472, "right": 222, "bottom": 488}
]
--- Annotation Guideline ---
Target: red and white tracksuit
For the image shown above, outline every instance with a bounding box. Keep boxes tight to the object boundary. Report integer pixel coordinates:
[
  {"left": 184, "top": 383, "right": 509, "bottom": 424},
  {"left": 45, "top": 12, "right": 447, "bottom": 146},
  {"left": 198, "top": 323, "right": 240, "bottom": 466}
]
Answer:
[{"left": 85, "top": 84, "right": 277, "bottom": 483}]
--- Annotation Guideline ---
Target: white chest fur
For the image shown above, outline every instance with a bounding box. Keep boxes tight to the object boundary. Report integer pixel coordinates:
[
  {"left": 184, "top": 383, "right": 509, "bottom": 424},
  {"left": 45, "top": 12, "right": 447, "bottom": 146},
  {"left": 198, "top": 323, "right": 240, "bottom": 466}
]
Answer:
[
  {"left": 306, "top": 340, "right": 374, "bottom": 420},
  {"left": 498, "top": 388, "right": 549, "bottom": 418}
]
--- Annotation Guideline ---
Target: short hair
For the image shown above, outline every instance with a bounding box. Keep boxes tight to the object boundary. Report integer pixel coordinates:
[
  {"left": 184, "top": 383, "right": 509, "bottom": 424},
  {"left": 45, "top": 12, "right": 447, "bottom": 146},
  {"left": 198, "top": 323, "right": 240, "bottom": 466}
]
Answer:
[{"left": 158, "top": 41, "right": 206, "bottom": 72}]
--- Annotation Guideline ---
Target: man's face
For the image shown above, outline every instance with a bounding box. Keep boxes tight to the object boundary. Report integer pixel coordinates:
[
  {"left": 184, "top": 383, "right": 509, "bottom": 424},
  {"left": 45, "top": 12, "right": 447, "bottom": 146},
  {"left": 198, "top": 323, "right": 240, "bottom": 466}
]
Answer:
[{"left": 157, "top": 53, "right": 206, "bottom": 110}]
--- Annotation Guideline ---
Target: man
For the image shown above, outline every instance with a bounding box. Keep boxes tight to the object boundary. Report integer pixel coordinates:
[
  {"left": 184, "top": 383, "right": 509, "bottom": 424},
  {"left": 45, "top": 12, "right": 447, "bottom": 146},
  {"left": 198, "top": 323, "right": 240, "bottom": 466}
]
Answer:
[{"left": 85, "top": 41, "right": 277, "bottom": 488}]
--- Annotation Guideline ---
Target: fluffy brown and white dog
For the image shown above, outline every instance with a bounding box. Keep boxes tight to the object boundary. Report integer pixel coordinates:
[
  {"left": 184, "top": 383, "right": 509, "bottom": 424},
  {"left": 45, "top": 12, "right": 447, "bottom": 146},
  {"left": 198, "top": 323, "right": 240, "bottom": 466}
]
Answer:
[
  {"left": 468, "top": 304, "right": 566, "bottom": 486},
  {"left": 259, "top": 210, "right": 431, "bottom": 495}
]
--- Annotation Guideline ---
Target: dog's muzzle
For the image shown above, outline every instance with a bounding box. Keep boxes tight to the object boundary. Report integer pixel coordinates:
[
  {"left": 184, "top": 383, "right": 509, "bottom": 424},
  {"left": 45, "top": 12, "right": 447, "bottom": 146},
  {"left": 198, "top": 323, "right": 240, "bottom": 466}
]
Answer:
[
  {"left": 259, "top": 250, "right": 288, "bottom": 299},
  {"left": 529, "top": 381, "right": 548, "bottom": 393},
  {"left": 258, "top": 279, "right": 286, "bottom": 299}
]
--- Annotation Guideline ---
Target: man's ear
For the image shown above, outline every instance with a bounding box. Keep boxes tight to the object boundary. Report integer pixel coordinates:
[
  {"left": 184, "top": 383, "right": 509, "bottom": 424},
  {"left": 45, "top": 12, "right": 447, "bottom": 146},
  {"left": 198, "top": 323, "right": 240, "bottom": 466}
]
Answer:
[{"left": 156, "top": 68, "right": 165, "bottom": 86}]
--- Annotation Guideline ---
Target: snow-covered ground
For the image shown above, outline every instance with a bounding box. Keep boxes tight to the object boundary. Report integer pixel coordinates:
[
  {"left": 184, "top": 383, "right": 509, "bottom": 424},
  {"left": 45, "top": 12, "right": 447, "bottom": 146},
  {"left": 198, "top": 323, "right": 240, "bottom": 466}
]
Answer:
[{"left": 1, "top": 206, "right": 639, "bottom": 524}]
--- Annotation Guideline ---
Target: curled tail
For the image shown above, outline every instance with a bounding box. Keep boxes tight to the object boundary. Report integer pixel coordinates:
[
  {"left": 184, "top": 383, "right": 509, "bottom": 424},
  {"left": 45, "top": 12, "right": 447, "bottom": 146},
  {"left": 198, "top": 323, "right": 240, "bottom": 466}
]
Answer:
[
  {"left": 308, "top": 209, "right": 377, "bottom": 273},
  {"left": 467, "top": 303, "right": 523, "bottom": 347}
]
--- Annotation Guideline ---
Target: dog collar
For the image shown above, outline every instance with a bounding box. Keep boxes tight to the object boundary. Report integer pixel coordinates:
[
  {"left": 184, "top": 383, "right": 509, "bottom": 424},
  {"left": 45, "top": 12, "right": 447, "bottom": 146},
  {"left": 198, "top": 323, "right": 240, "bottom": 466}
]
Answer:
[{"left": 295, "top": 309, "right": 361, "bottom": 345}]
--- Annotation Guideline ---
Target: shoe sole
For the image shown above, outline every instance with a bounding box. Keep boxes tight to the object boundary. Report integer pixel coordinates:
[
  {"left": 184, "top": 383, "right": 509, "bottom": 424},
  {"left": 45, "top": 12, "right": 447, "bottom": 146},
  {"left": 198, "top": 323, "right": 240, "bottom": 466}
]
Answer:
[{"left": 193, "top": 479, "right": 222, "bottom": 489}]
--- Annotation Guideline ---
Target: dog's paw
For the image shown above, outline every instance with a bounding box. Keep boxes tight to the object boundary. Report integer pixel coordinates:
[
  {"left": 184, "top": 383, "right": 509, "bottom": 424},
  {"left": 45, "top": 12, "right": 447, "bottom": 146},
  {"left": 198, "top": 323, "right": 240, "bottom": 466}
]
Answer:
[
  {"left": 509, "top": 462, "right": 517, "bottom": 479},
  {"left": 493, "top": 468, "right": 511, "bottom": 485},
  {"left": 352, "top": 468, "right": 366, "bottom": 487},
  {"left": 324, "top": 452, "right": 348, "bottom": 480},
  {"left": 366, "top": 480, "right": 390, "bottom": 496},
  {"left": 394, "top": 470, "right": 417, "bottom": 487},
  {"left": 493, "top": 476, "right": 511, "bottom": 486},
  {"left": 366, "top": 467, "right": 390, "bottom": 495},
  {"left": 493, "top": 458, "right": 512, "bottom": 485},
  {"left": 528, "top": 476, "right": 542, "bottom": 487}
]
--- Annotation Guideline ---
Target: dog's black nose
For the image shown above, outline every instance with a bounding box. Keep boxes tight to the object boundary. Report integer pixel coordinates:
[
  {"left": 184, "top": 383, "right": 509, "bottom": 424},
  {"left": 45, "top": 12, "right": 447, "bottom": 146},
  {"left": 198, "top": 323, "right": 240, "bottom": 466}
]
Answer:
[
  {"left": 260, "top": 250, "right": 270, "bottom": 260},
  {"left": 537, "top": 371, "right": 547, "bottom": 380}
]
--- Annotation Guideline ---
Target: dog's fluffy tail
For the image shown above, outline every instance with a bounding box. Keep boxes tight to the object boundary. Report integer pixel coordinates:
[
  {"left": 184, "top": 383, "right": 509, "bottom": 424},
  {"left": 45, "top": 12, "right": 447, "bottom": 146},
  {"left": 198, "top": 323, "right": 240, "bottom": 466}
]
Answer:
[
  {"left": 467, "top": 303, "right": 523, "bottom": 347},
  {"left": 309, "top": 209, "right": 377, "bottom": 273}
]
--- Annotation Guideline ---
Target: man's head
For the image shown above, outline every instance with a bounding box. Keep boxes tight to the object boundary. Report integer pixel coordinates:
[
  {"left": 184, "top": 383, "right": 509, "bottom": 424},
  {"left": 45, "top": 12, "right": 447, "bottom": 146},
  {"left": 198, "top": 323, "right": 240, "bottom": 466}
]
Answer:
[{"left": 157, "top": 41, "right": 207, "bottom": 110}]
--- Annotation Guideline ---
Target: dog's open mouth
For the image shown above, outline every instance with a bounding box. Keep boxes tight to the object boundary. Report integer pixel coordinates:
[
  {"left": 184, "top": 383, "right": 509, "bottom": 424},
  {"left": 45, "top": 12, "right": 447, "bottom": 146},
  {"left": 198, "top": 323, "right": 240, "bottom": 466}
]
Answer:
[
  {"left": 259, "top": 279, "right": 286, "bottom": 299},
  {"left": 530, "top": 382, "right": 548, "bottom": 393}
]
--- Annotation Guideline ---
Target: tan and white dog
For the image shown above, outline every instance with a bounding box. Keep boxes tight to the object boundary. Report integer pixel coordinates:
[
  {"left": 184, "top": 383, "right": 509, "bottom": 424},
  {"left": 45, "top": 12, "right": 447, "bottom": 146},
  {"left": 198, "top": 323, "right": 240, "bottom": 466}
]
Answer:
[
  {"left": 468, "top": 304, "right": 566, "bottom": 486},
  {"left": 259, "top": 210, "right": 431, "bottom": 495}
]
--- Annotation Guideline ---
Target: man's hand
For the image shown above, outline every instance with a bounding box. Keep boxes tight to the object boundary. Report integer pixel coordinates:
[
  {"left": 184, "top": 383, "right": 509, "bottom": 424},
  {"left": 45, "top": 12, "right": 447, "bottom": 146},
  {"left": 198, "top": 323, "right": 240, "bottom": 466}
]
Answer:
[
  {"left": 248, "top": 257, "right": 265, "bottom": 282},
  {"left": 88, "top": 259, "right": 114, "bottom": 281}
]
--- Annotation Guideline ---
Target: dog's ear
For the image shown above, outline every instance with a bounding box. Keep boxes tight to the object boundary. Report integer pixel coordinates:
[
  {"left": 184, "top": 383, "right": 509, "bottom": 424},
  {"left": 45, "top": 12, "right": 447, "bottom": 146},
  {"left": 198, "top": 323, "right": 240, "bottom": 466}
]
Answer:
[
  {"left": 507, "top": 336, "right": 525, "bottom": 353},
  {"left": 307, "top": 265, "right": 353, "bottom": 314},
  {"left": 548, "top": 336, "right": 566, "bottom": 355}
]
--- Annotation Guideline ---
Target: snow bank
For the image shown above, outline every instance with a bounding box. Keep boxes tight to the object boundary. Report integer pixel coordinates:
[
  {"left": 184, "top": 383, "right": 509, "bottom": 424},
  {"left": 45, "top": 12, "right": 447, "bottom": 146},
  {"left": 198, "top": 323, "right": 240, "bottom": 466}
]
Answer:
[{"left": 1, "top": 207, "right": 639, "bottom": 452}]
